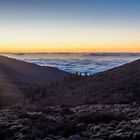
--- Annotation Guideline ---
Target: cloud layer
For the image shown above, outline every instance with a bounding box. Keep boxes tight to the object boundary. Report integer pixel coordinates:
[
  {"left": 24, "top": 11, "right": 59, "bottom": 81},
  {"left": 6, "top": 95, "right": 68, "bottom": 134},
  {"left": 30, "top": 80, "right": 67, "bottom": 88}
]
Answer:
[{"left": 4, "top": 53, "right": 140, "bottom": 74}]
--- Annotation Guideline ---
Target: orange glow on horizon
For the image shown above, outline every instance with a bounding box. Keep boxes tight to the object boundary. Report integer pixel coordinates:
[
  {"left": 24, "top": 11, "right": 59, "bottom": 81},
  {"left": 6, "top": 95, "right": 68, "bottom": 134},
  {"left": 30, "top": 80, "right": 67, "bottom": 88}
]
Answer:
[{"left": 0, "top": 43, "right": 140, "bottom": 53}]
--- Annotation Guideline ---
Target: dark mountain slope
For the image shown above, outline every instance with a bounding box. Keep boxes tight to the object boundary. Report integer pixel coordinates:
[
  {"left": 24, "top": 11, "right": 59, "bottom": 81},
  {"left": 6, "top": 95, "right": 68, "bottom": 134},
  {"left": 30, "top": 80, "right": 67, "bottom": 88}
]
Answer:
[
  {"left": 84, "top": 59, "right": 140, "bottom": 104},
  {"left": 0, "top": 55, "right": 68, "bottom": 106},
  {"left": 0, "top": 55, "right": 68, "bottom": 84},
  {"left": 36, "top": 59, "right": 140, "bottom": 106}
]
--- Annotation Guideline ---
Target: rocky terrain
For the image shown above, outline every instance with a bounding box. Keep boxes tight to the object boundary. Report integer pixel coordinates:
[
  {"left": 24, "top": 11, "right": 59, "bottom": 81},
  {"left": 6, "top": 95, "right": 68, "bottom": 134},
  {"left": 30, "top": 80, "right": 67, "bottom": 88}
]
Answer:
[{"left": 0, "top": 104, "right": 140, "bottom": 140}]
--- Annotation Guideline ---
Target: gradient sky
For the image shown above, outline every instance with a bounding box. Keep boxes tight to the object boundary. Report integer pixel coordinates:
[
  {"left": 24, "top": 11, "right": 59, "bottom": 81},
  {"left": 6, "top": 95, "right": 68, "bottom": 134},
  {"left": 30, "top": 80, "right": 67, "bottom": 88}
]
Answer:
[{"left": 0, "top": 0, "right": 140, "bottom": 52}]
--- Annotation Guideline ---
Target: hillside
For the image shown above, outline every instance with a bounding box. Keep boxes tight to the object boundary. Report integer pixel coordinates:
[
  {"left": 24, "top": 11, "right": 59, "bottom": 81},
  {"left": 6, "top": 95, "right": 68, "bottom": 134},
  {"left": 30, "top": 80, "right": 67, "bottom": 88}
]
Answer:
[
  {"left": 34, "top": 59, "right": 140, "bottom": 106},
  {"left": 0, "top": 55, "right": 139, "bottom": 106},
  {"left": 0, "top": 55, "right": 68, "bottom": 84},
  {"left": 0, "top": 56, "right": 140, "bottom": 140},
  {"left": 0, "top": 55, "right": 68, "bottom": 106}
]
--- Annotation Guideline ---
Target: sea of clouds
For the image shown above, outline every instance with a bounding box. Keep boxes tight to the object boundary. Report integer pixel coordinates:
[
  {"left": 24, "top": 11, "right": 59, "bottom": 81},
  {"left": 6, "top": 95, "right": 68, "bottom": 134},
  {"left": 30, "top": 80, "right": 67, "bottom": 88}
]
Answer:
[{"left": 2, "top": 53, "right": 140, "bottom": 74}]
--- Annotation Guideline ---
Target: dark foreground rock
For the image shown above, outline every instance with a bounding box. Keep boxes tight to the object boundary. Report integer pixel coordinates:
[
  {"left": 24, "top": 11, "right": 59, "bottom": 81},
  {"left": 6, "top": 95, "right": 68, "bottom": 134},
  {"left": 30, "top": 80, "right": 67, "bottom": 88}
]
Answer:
[{"left": 0, "top": 104, "right": 140, "bottom": 140}]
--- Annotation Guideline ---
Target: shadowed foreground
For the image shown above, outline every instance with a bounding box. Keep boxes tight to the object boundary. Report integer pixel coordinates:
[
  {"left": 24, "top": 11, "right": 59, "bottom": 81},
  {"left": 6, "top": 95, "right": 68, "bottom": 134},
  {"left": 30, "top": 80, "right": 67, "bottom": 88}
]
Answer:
[{"left": 0, "top": 104, "right": 140, "bottom": 140}]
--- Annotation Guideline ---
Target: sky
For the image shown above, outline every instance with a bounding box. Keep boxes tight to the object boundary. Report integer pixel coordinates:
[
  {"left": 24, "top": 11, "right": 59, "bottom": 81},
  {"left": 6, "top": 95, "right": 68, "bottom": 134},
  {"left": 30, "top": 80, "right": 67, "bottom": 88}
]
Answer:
[{"left": 0, "top": 0, "right": 140, "bottom": 53}]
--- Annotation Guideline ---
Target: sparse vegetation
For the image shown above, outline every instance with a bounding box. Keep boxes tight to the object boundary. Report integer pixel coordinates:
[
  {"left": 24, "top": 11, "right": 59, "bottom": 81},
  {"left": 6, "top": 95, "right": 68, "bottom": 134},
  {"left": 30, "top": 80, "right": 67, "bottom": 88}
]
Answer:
[{"left": 0, "top": 104, "right": 139, "bottom": 140}]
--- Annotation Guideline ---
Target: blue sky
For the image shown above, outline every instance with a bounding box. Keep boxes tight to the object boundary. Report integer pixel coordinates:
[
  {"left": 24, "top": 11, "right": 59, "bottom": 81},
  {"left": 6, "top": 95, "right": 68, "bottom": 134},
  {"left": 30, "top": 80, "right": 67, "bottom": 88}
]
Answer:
[
  {"left": 0, "top": 0, "right": 140, "bottom": 24},
  {"left": 0, "top": 0, "right": 140, "bottom": 52}
]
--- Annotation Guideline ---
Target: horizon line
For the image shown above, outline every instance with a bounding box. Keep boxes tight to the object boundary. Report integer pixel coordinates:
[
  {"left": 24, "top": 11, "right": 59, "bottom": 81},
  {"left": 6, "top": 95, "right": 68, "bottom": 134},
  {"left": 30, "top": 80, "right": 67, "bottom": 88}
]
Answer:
[{"left": 0, "top": 52, "right": 140, "bottom": 54}]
